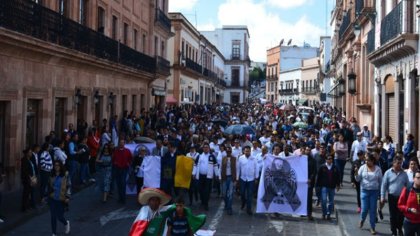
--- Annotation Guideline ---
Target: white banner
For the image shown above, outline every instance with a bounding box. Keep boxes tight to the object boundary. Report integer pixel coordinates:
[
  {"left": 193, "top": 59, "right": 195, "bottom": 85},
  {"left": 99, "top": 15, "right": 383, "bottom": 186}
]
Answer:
[{"left": 256, "top": 154, "right": 308, "bottom": 215}]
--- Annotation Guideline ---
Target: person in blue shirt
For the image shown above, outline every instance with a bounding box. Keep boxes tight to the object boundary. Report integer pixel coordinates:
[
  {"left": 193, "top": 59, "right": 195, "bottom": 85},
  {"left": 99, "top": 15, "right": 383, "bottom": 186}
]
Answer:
[
  {"left": 47, "top": 160, "right": 71, "bottom": 236},
  {"left": 402, "top": 134, "right": 416, "bottom": 169}
]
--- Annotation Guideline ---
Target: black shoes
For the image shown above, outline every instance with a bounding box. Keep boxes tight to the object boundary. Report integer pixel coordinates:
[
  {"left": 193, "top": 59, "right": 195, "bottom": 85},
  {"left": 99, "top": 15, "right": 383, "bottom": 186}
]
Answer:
[
  {"left": 378, "top": 209, "right": 383, "bottom": 220},
  {"left": 241, "top": 202, "right": 245, "bottom": 210}
]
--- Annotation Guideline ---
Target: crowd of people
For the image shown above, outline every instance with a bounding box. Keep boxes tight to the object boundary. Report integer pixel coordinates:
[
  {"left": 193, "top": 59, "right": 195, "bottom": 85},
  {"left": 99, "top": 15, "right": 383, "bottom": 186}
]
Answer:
[{"left": 13, "top": 102, "right": 420, "bottom": 235}]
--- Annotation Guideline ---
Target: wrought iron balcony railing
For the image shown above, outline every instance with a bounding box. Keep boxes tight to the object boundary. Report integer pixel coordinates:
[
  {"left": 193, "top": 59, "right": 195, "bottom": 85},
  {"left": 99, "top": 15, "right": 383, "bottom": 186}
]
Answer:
[
  {"left": 380, "top": 1, "right": 414, "bottom": 46},
  {"left": 339, "top": 9, "right": 351, "bottom": 40},
  {"left": 279, "top": 88, "right": 298, "bottom": 95},
  {"left": 185, "top": 58, "right": 202, "bottom": 74},
  {"left": 156, "top": 56, "right": 170, "bottom": 75},
  {"left": 155, "top": 8, "right": 171, "bottom": 32},
  {"left": 301, "top": 87, "right": 319, "bottom": 94},
  {"left": 355, "top": 0, "right": 364, "bottom": 15},
  {"left": 0, "top": 0, "right": 156, "bottom": 73},
  {"left": 367, "top": 27, "right": 375, "bottom": 54}
]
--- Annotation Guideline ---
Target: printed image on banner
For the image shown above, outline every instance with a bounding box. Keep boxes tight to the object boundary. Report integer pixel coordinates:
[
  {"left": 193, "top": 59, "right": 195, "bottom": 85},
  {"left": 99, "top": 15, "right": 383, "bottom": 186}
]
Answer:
[{"left": 256, "top": 154, "right": 308, "bottom": 215}]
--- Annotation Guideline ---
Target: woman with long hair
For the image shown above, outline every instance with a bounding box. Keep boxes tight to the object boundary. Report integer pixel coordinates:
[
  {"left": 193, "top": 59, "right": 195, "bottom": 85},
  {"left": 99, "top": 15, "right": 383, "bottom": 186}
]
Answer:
[
  {"left": 96, "top": 143, "right": 113, "bottom": 203},
  {"left": 47, "top": 160, "right": 70, "bottom": 236},
  {"left": 355, "top": 153, "right": 383, "bottom": 235}
]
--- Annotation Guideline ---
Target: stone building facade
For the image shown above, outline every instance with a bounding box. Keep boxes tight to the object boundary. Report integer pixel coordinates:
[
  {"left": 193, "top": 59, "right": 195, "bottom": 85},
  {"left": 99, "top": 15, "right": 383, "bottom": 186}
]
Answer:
[{"left": 0, "top": 0, "right": 171, "bottom": 190}]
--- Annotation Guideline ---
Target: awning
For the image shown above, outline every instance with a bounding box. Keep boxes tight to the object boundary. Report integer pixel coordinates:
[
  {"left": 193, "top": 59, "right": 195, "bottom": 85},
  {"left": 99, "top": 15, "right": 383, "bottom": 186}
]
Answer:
[
  {"left": 165, "top": 96, "right": 178, "bottom": 104},
  {"left": 327, "top": 82, "right": 340, "bottom": 98},
  {"left": 152, "top": 88, "right": 166, "bottom": 96},
  {"left": 298, "top": 99, "right": 308, "bottom": 105}
]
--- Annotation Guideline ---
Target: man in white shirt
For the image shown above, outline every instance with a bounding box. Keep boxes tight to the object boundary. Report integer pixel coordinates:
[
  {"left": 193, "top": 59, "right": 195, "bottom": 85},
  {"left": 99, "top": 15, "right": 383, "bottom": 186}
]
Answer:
[
  {"left": 231, "top": 139, "right": 242, "bottom": 159},
  {"left": 196, "top": 144, "right": 218, "bottom": 211},
  {"left": 350, "top": 132, "right": 368, "bottom": 162},
  {"left": 236, "top": 146, "right": 259, "bottom": 215},
  {"left": 251, "top": 141, "right": 262, "bottom": 158},
  {"left": 311, "top": 140, "right": 321, "bottom": 157},
  {"left": 259, "top": 131, "right": 270, "bottom": 146}
]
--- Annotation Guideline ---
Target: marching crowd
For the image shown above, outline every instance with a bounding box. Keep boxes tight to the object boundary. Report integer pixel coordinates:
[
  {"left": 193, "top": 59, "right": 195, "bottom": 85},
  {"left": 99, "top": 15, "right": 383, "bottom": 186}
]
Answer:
[{"left": 10, "top": 102, "right": 420, "bottom": 235}]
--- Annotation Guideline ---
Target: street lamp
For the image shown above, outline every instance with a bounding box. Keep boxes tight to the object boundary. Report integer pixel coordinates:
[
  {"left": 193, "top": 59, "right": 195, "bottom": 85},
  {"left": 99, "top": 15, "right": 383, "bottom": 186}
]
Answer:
[{"left": 348, "top": 71, "right": 357, "bottom": 95}]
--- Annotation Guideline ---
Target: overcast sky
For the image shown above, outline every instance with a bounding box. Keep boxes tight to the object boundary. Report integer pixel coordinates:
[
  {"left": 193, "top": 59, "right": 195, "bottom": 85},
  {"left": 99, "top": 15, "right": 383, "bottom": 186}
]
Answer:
[{"left": 169, "top": 0, "right": 332, "bottom": 62}]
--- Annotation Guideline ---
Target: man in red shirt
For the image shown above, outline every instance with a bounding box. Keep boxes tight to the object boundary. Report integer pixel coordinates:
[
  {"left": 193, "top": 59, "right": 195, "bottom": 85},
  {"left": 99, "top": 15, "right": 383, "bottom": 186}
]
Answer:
[
  {"left": 112, "top": 139, "right": 132, "bottom": 204},
  {"left": 398, "top": 170, "right": 420, "bottom": 235}
]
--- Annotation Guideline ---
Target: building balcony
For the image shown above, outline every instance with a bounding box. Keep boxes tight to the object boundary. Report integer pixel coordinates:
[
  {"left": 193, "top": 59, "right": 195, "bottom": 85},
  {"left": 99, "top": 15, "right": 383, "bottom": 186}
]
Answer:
[
  {"left": 279, "top": 88, "right": 299, "bottom": 96},
  {"left": 266, "top": 75, "right": 278, "bottom": 81},
  {"left": 301, "top": 87, "right": 319, "bottom": 95},
  {"left": 0, "top": 0, "right": 156, "bottom": 74},
  {"left": 228, "top": 81, "right": 248, "bottom": 89},
  {"left": 156, "top": 56, "right": 170, "bottom": 76},
  {"left": 338, "top": 9, "right": 352, "bottom": 41},
  {"left": 368, "top": 1, "right": 418, "bottom": 66},
  {"left": 367, "top": 27, "right": 375, "bottom": 54},
  {"left": 155, "top": 8, "right": 171, "bottom": 32},
  {"left": 355, "top": 0, "right": 375, "bottom": 21},
  {"left": 185, "top": 58, "right": 202, "bottom": 74},
  {"left": 217, "top": 79, "right": 227, "bottom": 87}
]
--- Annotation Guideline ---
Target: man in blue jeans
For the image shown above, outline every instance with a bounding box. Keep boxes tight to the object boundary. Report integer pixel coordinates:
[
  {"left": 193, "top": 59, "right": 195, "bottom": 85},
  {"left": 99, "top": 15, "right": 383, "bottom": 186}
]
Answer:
[
  {"left": 237, "top": 146, "right": 259, "bottom": 215},
  {"left": 220, "top": 147, "right": 236, "bottom": 215},
  {"left": 316, "top": 154, "right": 340, "bottom": 220}
]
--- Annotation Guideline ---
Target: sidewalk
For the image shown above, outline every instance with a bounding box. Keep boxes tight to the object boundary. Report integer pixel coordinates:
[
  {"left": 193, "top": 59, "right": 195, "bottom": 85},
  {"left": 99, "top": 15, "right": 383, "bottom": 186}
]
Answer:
[
  {"left": 0, "top": 182, "right": 94, "bottom": 235},
  {"left": 335, "top": 164, "right": 392, "bottom": 236}
]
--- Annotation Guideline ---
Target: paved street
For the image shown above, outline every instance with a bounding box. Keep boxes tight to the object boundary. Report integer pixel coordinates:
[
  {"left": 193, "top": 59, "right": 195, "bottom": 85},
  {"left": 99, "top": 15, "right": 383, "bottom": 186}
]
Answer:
[{"left": 4, "top": 183, "right": 340, "bottom": 236}]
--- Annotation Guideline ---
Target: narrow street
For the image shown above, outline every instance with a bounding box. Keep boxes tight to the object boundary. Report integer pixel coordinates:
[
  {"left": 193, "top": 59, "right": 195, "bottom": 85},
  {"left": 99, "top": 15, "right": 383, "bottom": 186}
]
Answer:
[{"left": 5, "top": 184, "right": 340, "bottom": 236}]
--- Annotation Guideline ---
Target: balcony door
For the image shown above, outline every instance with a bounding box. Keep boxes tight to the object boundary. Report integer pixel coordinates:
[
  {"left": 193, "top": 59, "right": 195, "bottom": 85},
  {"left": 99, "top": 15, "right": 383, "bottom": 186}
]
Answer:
[
  {"left": 55, "top": 98, "right": 66, "bottom": 138},
  {"left": 231, "top": 68, "right": 240, "bottom": 87},
  {"left": 26, "top": 99, "right": 41, "bottom": 148}
]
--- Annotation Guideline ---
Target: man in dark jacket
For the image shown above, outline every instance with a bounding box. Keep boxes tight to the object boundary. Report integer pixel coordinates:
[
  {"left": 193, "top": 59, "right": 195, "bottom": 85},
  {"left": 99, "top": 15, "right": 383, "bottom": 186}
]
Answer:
[
  {"left": 316, "top": 154, "right": 340, "bottom": 220},
  {"left": 160, "top": 142, "right": 179, "bottom": 197},
  {"left": 351, "top": 150, "right": 365, "bottom": 213}
]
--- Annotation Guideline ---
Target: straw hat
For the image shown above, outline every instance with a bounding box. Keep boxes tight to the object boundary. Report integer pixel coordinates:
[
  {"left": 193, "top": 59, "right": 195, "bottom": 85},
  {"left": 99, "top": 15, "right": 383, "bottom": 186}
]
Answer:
[{"left": 138, "top": 188, "right": 171, "bottom": 206}]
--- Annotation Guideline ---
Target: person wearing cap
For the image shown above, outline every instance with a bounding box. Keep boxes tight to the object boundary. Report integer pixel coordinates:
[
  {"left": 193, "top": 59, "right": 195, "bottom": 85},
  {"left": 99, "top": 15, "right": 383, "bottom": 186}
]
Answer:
[
  {"left": 129, "top": 188, "right": 171, "bottom": 236},
  {"left": 350, "top": 132, "right": 368, "bottom": 163}
]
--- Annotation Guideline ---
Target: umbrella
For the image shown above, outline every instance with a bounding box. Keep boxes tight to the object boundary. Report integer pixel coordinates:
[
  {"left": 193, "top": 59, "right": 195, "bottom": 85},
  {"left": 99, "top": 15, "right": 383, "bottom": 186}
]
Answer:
[
  {"left": 133, "top": 136, "right": 155, "bottom": 143},
  {"left": 280, "top": 104, "right": 294, "bottom": 111},
  {"left": 264, "top": 103, "right": 273, "bottom": 108},
  {"left": 211, "top": 118, "right": 228, "bottom": 127},
  {"left": 293, "top": 121, "right": 308, "bottom": 129},
  {"left": 224, "top": 124, "right": 256, "bottom": 136}
]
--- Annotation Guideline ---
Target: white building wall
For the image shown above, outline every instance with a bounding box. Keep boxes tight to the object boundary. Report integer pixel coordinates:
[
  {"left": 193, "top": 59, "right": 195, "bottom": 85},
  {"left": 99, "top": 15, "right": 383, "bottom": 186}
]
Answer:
[{"left": 279, "top": 69, "right": 301, "bottom": 105}]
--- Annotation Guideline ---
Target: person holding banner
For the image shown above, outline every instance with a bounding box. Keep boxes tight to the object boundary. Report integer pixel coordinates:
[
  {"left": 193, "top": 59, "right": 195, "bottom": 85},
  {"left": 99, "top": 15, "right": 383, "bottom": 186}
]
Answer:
[
  {"left": 237, "top": 146, "right": 259, "bottom": 215},
  {"left": 316, "top": 153, "right": 340, "bottom": 220}
]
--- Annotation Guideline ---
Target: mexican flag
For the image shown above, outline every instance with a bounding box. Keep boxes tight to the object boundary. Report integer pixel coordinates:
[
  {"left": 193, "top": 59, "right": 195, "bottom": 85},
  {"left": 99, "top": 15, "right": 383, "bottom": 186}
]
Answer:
[{"left": 129, "top": 205, "right": 206, "bottom": 236}]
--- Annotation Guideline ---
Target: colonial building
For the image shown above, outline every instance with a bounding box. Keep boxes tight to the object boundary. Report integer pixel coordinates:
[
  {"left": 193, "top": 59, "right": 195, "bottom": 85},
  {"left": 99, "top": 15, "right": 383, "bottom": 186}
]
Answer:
[
  {"left": 301, "top": 57, "right": 321, "bottom": 106},
  {"left": 319, "top": 36, "right": 333, "bottom": 105},
  {"left": 330, "top": 0, "right": 419, "bottom": 150},
  {"left": 0, "top": 0, "right": 171, "bottom": 190},
  {"left": 266, "top": 46, "right": 280, "bottom": 103},
  {"left": 268, "top": 44, "right": 319, "bottom": 105},
  {"left": 167, "top": 13, "right": 225, "bottom": 105},
  {"left": 278, "top": 68, "right": 301, "bottom": 105},
  {"left": 368, "top": 0, "right": 419, "bottom": 150},
  {"left": 201, "top": 26, "right": 250, "bottom": 104},
  {"left": 330, "top": 0, "right": 376, "bottom": 131}
]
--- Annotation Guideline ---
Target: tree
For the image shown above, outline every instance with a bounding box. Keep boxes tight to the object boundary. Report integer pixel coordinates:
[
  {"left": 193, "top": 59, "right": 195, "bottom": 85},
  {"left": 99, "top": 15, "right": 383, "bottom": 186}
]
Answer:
[{"left": 249, "top": 67, "right": 265, "bottom": 86}]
